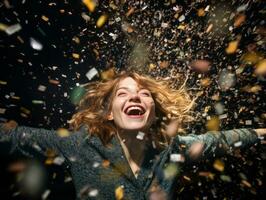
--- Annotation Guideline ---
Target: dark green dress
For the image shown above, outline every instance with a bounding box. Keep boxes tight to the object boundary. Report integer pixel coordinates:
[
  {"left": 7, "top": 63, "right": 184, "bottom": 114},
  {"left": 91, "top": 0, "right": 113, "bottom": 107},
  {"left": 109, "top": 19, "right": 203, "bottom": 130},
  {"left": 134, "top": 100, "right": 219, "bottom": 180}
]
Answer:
[{"left": 0, "top": 124, "right": 258, "bottom": 199}]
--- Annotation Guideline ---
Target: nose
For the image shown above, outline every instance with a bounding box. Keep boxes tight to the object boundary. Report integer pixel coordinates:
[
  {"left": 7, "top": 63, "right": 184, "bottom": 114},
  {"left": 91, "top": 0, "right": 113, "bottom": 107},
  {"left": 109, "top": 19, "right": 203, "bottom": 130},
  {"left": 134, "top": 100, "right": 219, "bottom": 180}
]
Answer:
[{"left": 129, "top": 93, "right": 141, "bottom": 102}]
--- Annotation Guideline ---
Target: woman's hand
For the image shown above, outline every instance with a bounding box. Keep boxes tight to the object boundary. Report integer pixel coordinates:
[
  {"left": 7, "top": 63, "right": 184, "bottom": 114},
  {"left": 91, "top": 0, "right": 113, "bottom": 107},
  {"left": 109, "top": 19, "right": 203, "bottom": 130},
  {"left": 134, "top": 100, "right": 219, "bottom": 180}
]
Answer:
[
  {"left": 255, "top": 128, "right": 266, "bottom": 144},
  {"left": 1, "top": 120, "right": 18, "bottom": 132}
]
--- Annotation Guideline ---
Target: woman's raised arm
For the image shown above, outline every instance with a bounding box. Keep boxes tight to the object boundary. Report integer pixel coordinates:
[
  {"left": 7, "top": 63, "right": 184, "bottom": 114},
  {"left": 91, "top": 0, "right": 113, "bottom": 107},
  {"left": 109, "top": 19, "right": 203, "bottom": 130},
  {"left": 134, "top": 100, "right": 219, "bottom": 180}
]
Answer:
[
  {"left": 0, "top": 120, "right": 69, "bottom": 158},
  {"left": 175, "top": 128, "right": 263, "bottom": 160}
]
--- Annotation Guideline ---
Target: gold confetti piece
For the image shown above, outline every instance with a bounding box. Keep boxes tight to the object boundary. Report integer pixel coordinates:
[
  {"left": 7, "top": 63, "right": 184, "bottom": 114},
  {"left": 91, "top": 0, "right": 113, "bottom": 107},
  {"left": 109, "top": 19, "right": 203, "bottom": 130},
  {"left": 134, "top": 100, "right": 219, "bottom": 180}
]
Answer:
[
  {"left": 254, "top": 59, "right": 266, "bottom": 75},
  {"left": 0, "top": 23, "right": 8, "bottom": 31},
  {"left": 20, "top": 113, "right": 28, "bottom": 118},
  {"left": 241, "top": 180, "right": 252, "bottom": 188},
  {"left": 20, "top": 107, "right": 30, "bottom": 114},
  {"left": 72, "top": 36, "right": 80, "bottom": 44},
  {"left": 115, "top": 186, "right": 124, "bottom": 200},
  {"left": 45, "top": 158, "right": 54, "bottom": 165},
  {"left": 126, "top": 7, "right": 135, "bottom": 17},
  {"left": 199, "top": 171, "right": 215, "bottom": 179},
  {"left": 234, "top": 14, "right": 246, "bottom": 27},
  {"left": 206, "top": 23, "right": 213, "bottom": 33},
  {"left": 96, "top": 14, "right": 108, "bottom": 28},
  {"left": 59, "top": 9, "right": 65, "bottom": 13},
  {"left": 102, "top": 160, "right": 110, "bottom": 168},
  {"left": 49, "top": 79, "right": 60, "bottom": 85},
  {"left": 148, "top": 63, "right": 156, "bottom": 71},
  {"left": 200, "top": 78, "right": 212, "bottom": 87},
  {"left": 41, "top": 15, "right": 49, "bottom": 22},
  {"left": 11, "top": 96, "right": 20, "bottom": 100},
  {"left": 177, "top": 24, "right": 186, "bottom": 30},
  {"left": 83, "top": 0, "right": 96, "bottom": 12},
  {"left": 240, "top": 52, "right": 263, "bottom": 65},
  {"left": 0, "top": 80, "right": 7, "bottom": 85},
  {"left": 213, "top": 159, "right": 224, "bottom": 172},
  {"left": 242, "top": 85, "right": 262, "bottom": 93},
  {"left": 159, "top": 60, "right": 169, "bottom": 69},
  {"left": 17, "top": 36, "right": 24, "bottom": 43},
  {"left": 45, "top": 149, "right": 57, "bottom": 158},
  {"left": 197, "top": 8, "right": 206, "bottom": 17},
  {"left": 126, "top": 26, "right": 134, "bottom": 33},
  {"left": 206, "top": 116, "right": 220, "bottom": 131},
  {"left": 183, "top": 176, "right": 191, "bottom": 181},
  {"left": 72, "top": 53, "right": 80, "bottom": 59},
  {"left": 100, "top": 68, "right": 115, "bottom": 81},
  {"left": 225, "top": 40, "right": 239, "bottom": 54},
  {"left": 56, "top": 128, "right": 70, "bottom": 137}
]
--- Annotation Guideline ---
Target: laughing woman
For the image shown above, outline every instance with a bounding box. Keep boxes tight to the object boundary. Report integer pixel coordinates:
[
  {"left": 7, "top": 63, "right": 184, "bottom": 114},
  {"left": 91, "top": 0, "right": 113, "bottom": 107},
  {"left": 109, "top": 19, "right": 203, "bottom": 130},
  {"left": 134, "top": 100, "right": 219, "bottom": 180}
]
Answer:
[{"left": 0, "top": 72, "right": 265, "bottom": 200}]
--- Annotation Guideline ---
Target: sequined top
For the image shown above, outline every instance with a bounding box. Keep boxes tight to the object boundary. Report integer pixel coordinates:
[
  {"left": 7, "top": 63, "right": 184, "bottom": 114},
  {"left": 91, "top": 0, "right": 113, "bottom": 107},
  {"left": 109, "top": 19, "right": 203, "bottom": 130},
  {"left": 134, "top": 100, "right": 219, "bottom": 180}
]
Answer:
[{"left": 0, "top": 124, "right": 258, "bottom": 199}]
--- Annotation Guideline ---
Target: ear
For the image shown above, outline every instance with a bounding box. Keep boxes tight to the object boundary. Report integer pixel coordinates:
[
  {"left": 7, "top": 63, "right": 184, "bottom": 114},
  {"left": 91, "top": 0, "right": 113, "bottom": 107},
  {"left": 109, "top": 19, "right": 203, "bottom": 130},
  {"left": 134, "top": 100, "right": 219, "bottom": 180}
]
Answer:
[{"left": 107, "top": 112, "right": 114, "bottom": 120}]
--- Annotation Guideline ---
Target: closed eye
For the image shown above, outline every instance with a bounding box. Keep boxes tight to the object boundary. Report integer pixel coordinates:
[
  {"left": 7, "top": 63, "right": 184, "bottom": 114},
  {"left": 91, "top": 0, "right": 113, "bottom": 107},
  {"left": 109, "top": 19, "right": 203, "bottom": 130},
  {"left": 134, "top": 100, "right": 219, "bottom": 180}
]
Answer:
[
  {"left": 139, "top": 90, "right": 151, "bottom": 97},
  {"left": 117, "top": 92, "right": 127, "bottom": 97}
]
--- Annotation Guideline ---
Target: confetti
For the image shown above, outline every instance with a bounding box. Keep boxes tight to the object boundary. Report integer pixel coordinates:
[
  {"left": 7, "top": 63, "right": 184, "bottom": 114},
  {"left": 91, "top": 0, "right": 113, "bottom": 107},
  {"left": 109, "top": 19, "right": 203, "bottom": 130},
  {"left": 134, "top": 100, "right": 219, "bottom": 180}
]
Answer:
[
  {"left": 170, "top": 154, "right": 185, "bottom": 162},
  {"left": 72, "top": 53, "right": 80, "bottom": 59},
  {"left": 56, "top": 128, "right": 70, "bottom": 137},
  {"left": 102, "top": 159, "right": 110, "bottom": 168},
  {"left": 218, "top": 69, "right": 236, "bottom": 91},
  {"left": 96, "top": 14, "right": 108, "bottom": 28},
  {"left": 206, "top": 116, "right": 220, "bottom": 131},
  {"left": 83, "top": 0, "right": 96, "bottom": 12},
  {"left": 70, "top": 86, "right": 86, "bottom": 105},
  {"left": 115, "top": 186, "right": 124, "bottom": 200},
  {"left": 220, "top": 175, "right": 232, "bottom": 182},
  {"left": 0, "top": 108, "right": 6, "bottom": 114},
  {"left": 254, "top": 59, "right": 266, "bottom": 75},
  {"left": 163, "top": 163, "right": 179, "bottom": 180},
  {"left": 41, "top": 15, "right": 49, "bottom": 22},
  {"left": 190, "top": 59, "right": 211, "bottom": 72},
  {"left": 100, "top": 68, "right": 115, "bottom": 81},
  {"left": 225, "top": 40, "right": 239, "bottom": 54},
  {"left": 136, "top": 131, "right": 145, "bottom": 140},
  {"left": 213, "top": 159, "right": 225, "bottom": 172},
  {"left": 86, "top": 67, "right": 98, "bottom": 80},
  {"left": 30, "top": 37, "right": 43, "bottom": 51},
  {"left": 4, "top": 23, "right": 22, "bottom": 35}
]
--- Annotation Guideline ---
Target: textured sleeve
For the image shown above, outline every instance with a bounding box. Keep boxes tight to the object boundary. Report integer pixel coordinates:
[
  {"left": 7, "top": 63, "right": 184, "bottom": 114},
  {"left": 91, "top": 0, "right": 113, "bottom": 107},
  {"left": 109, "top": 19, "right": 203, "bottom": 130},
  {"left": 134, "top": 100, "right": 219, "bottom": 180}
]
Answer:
[
  {"left": 176, "top": 128, "right": 259, "bottom": 158},
  {"left": 0, "top": 123, "right": 64, "bottom": 157}
]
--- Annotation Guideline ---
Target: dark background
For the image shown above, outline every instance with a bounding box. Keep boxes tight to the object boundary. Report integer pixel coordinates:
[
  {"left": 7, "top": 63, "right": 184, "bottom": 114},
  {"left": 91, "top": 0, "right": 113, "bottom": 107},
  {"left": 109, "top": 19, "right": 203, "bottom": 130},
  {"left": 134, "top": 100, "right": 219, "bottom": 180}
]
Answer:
[{"left": 0, "top": 0, "right": 265, "bottom": 199}]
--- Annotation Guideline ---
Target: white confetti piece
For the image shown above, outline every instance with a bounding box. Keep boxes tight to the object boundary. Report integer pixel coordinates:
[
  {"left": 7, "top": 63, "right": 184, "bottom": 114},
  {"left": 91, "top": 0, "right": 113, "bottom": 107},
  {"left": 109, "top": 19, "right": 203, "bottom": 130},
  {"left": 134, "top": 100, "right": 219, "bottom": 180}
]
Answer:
[
  {"left": 53, "top": 156, "right": 65, "bottom": 165},
  {"left": 234, "top": 141, "right": 242, "bottom": 147},
  {"left": 178, "top": 15, "right": 185, "bottom": 22},
  {"left": 30, "top": 37, "right": 43, "bottom": 51},
  {"left": 5, "top": 23, "right": 22, "bottom": 35},
  {"left": 38, "top": 85, "right": 47, "bottom": 92},
  {"left": 170, "top": 154, "right": 184, "bottom": 162},
  {"left": 86, "top": 67, "right": 98, "bottom": 80},
  {"left": 136, "top": 131, "right": 145, "bottom": 140},
  {"left": 42, "top": 190, "right": 51, "bottom": 200},
  {"left": 89, "top": 189, "right": 99, "bottom": 197}
]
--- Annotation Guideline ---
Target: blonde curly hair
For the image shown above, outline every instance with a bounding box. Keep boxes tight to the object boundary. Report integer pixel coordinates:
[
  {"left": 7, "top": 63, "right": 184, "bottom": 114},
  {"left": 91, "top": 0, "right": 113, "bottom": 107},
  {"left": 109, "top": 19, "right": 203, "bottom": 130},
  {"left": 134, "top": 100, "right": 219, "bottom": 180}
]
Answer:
[{"left": 69, "top": 72, "right": 195, "bottom": 146}]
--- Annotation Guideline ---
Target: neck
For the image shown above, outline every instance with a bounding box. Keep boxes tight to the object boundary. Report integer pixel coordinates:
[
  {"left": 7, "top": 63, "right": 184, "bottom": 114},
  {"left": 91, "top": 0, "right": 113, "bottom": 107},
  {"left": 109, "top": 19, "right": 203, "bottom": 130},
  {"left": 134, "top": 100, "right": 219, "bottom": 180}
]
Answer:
[{"left": 117, "top": 129, "right": 148, "bottom": 165}]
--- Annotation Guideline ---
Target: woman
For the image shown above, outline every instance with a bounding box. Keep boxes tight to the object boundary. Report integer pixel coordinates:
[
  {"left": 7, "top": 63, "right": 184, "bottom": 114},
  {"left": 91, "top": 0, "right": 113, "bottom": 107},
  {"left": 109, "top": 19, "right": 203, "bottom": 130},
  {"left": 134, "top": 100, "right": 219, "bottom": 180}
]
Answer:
[{"left": 0, "top": 72, "right": 265, "bottom": 200}]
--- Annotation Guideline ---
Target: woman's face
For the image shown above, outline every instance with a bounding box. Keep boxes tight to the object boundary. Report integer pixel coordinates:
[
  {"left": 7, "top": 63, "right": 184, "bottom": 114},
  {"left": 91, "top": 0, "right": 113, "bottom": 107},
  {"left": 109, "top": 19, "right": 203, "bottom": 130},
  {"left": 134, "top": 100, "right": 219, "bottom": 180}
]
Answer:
[{"left": 109, "top": 77, "right": 155, "bottom": 132}]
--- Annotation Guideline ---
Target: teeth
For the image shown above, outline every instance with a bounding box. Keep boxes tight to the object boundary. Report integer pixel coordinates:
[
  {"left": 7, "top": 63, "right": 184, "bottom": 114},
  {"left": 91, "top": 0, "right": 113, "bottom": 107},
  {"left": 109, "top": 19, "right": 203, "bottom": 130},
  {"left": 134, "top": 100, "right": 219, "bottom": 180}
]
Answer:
[{"left": 126, "top": 106, "right": 144, "bottom": 115}]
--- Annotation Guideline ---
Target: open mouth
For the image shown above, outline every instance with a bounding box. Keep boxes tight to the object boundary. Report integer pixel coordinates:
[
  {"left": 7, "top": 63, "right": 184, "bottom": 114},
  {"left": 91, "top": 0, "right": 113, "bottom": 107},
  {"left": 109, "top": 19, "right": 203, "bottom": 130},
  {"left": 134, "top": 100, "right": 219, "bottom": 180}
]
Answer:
[{"left": 124, "top": 105, "right": 146, "bottom": 117}]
